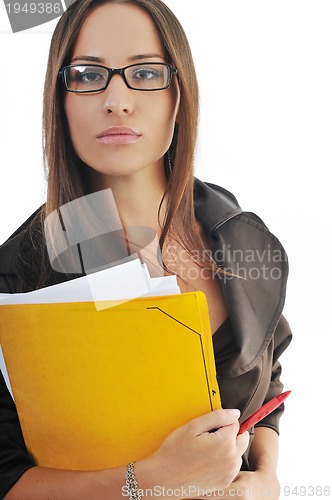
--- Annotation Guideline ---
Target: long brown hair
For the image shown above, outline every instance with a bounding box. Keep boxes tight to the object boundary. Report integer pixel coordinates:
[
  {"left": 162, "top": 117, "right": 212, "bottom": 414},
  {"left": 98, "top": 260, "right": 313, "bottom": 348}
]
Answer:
[{"left": 22, "top": 0, "right": 217, "bottom": 290}]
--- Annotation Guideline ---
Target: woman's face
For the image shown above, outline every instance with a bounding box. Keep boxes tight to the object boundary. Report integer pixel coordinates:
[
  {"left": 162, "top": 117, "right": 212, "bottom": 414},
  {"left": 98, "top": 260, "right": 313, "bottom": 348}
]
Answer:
[{"left": 64, "top": 2, "right": 179, "bottom": 187}]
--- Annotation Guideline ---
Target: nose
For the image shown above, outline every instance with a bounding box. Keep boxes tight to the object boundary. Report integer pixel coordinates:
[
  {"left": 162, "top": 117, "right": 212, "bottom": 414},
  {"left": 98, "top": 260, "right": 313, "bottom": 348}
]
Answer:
[{"left": 102, "top": 74, "right": 134, "bottom": 116}]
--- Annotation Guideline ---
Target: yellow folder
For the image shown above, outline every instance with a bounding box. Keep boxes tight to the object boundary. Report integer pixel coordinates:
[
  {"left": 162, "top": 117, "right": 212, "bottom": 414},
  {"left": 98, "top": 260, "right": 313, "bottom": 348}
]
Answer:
[{"left": 0, "top": 292, "right": 221, "bottom": 470}]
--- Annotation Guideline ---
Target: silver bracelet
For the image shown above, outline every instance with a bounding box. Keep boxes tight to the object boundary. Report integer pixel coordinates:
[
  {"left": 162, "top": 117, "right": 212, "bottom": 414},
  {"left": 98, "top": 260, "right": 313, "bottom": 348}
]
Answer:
[{"left": 125, "top": 461, "right": 141, "bottom": 500}]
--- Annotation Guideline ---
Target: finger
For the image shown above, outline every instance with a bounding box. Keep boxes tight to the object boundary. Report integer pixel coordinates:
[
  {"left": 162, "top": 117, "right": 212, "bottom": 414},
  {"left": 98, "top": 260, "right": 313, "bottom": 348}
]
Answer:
[
  {"left": 236, "top": 430, "right": 249, "bottom": 444},
  {"left": 188, "top": 409, "right": 241, "bottom": 436},
  {"left": 236, "top": 430, "right": 250, "bottom": 452}
]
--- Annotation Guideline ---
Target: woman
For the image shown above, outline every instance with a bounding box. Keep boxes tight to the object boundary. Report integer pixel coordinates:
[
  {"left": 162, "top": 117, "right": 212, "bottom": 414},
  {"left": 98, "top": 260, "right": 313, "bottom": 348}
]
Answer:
[{"left": 0, "top": 0, "right": 292, "bottom": 498}]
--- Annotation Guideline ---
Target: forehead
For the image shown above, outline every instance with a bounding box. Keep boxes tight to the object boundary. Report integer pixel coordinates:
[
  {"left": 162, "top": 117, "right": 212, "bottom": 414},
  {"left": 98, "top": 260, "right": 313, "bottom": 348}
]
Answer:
[{"left": 71, "top": 3, "right": 165, "bottom": 64}]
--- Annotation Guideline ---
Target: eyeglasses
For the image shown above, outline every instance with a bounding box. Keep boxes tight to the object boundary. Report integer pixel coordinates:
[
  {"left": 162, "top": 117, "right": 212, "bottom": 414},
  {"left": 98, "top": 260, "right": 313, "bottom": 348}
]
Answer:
[{"left": 58, "top": 62, "right": 178, "bottom": 93}]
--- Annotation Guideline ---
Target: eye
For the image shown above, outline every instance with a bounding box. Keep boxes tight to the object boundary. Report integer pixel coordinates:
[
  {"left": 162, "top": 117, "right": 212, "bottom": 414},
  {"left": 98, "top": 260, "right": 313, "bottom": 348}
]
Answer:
[
  {"left": 131, "top": 67, "right": 162, "bottom": 81},
  {"left": 72, "top": 67, "right": 107, "bottom": 85}
]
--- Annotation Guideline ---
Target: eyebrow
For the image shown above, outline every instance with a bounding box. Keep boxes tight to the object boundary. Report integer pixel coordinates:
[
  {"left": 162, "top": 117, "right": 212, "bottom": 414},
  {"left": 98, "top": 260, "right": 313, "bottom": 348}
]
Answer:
[{"left": 71, "top": 53, "right": 164, "bottom": 64}]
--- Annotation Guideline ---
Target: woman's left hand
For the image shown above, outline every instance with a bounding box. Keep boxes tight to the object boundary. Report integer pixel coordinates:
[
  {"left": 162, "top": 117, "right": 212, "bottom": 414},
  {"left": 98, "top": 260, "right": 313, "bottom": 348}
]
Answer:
[{"left": 202, "top": 467, "right": 280, "bottom": 499}]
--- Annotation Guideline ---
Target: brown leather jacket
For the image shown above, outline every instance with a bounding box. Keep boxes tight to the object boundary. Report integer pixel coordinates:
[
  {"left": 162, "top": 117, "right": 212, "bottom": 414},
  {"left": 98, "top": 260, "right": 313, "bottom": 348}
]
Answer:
[{"left": 0, "top": 179, "right": 292, "bottom": 496}]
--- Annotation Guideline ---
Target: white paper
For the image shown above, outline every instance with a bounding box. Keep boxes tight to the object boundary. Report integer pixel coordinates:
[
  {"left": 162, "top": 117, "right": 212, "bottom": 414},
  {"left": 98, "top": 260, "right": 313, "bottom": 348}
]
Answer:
[{"left": 0, "top": 258, "right": 179, "bottom": 305}]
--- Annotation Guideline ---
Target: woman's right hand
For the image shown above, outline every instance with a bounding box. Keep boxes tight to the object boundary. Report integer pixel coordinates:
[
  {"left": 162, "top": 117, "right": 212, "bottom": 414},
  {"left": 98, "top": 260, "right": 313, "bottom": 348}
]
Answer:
[{"left": 135, "top": 408, "right": 250, "bottom": 499}]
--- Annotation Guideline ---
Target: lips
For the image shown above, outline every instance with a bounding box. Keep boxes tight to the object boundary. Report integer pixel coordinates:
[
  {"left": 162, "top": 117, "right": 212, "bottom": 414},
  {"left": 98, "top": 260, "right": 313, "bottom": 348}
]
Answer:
[{"left": 96, "top": 126, "right": 141, "bottom": 145}]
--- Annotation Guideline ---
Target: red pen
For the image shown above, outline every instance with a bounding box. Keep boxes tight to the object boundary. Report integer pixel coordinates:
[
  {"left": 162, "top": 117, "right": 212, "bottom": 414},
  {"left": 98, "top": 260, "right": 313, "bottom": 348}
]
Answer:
[{"left": 238, "top": 390, "right": 291, "bottom": 435}]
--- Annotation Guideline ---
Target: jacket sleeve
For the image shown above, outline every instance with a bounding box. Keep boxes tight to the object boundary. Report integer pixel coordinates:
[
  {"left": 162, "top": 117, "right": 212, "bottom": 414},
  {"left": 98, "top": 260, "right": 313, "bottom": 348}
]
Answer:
[
  {"left": 0, "top": 372, "right": 36, "bottom": 498},
  {"left": 254, "top": 315, "right": 292, "bottom": 434},
  {"left": 0, "top": 275, "right": 36, "bottom": 498}
]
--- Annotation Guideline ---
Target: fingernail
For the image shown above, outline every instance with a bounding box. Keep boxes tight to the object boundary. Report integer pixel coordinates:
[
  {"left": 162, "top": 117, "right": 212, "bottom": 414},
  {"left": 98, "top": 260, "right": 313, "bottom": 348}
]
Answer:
[{"left": 225, "top": 408, "right": 241, "bottom": 418}]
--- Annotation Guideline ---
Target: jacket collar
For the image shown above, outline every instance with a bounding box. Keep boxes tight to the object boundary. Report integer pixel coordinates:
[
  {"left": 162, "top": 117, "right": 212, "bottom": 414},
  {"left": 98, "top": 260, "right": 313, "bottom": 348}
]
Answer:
[
  {"left": 194, "top": 178, "right": 242, "bottom": 233},
  {"left": 194, "top": 179, "right": 288, "bottom": 377}
]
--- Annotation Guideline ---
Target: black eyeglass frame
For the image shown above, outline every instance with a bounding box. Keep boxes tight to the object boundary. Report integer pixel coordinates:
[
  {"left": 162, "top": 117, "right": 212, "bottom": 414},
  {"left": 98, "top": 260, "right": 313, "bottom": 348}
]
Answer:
[{"left": 58, "top": 62, "right": 178, "bottom": 93}]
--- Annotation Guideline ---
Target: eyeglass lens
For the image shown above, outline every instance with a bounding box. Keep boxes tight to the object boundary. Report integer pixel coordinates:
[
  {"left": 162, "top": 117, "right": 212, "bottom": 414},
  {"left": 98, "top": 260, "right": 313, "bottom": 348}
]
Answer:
[{"left": 65, "top": 64, "right": 171, "bottom": 91}]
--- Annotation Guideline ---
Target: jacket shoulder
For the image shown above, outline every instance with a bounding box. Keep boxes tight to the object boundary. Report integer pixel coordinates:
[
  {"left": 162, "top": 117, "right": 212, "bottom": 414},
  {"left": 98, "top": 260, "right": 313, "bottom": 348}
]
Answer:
[
  {"left": 204, "top": 182, "right": 240, "bottom": 208},
  {"left": 194, "top": 178, "right": 273, "bottom": 235},
  {"left": 0, "top": 207, "right": 42, "bottom": 276}
]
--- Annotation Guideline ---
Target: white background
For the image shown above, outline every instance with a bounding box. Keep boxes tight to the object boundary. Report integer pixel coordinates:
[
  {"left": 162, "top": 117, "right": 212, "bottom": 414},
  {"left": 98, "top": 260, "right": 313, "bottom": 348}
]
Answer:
[{"left": 1, "top": 1, "right": 331, "bottom": 498}]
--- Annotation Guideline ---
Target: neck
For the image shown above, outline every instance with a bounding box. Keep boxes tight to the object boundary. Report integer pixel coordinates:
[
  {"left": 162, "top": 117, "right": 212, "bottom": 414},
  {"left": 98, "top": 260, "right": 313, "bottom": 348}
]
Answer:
[{"left": 86, "top": 161, "right": 168, "bottom": 237}]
